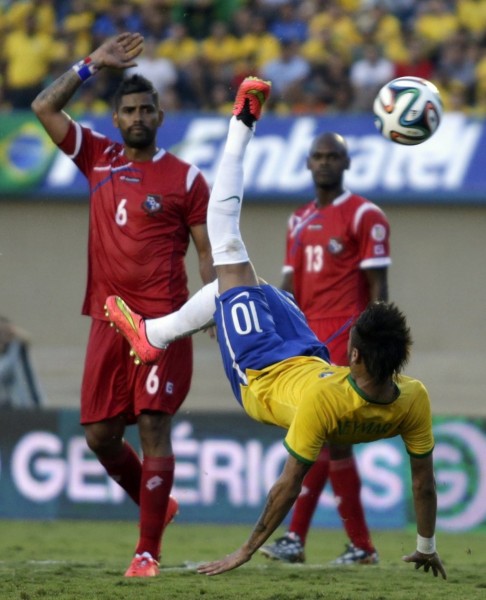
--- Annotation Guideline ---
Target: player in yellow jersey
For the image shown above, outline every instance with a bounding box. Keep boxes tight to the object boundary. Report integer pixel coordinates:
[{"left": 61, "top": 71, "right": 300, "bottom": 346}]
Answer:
[{"left": 105, "top": 77, "right": 446, "bottom": 580}]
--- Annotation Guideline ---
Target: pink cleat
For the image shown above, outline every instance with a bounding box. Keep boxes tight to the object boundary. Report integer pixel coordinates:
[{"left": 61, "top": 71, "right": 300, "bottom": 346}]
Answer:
[
  {"left": 232, "top": 76, "right": 271, "bottom": 126},
  {"left": 104, "top": 295, "right": 163, "bottom": 365},
  {"left": 124, "top": 552, "right": 159, "bottom": 577}
]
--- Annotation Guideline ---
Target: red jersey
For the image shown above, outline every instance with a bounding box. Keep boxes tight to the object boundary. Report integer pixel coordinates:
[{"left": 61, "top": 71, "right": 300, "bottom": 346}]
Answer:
[
  {"left": 283, "top": 191, "right": 391, "bottom": 321},
  {"left": 58, "top": 121, "right": 210, "bottom": 319}
]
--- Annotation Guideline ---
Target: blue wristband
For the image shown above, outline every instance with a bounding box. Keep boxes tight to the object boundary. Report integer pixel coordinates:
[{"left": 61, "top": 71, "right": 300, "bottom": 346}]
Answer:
[{"left": 72, "top": 58, "right": 98, "bottom": 82}]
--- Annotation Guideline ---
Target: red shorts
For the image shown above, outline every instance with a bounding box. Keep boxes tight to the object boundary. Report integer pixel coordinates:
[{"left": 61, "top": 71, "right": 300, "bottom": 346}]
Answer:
[
  {"left": 80, "top": 319, "right": 193, "bottom": 425},
  {"left": 307, "top": 315, "right": 357, "bottom": 366}
]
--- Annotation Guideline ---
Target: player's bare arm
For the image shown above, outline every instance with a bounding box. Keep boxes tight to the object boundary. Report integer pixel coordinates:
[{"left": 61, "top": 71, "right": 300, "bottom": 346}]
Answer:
[
  {"left": 190, "top": 223, "right": 216, "bottom": 286},
  {"left": 31, "top": 69, "right": 83, "bottom": 143},
  {"left": 279, "top": 270, "right": 294, "bottom": 294},
  {"left": 197, "top": 456, "right": 310, "bottom": 576},
  {"left": 190, "top": 223, "right": 217, "bottom": 336},
  {"left": 31, "top": 32, "right": 144, "bottom": 144},
  {"left": 364, "top": 267, "right": 388, "bottom": 302},
  {"left": 402, "top": 454, "right": 447, "bottom": 579}
]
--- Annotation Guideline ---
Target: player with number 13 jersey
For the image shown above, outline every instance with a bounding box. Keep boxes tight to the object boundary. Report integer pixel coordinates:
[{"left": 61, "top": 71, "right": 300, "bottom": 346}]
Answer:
[{"left": 284, "top": 191, "right": 391, "bottom": 350}]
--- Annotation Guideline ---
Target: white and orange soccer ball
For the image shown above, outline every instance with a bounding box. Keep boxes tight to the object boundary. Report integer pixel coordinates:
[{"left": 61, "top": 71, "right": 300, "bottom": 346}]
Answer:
[{"left": 373, "top": 76, "right": 443, "bottom": 145}]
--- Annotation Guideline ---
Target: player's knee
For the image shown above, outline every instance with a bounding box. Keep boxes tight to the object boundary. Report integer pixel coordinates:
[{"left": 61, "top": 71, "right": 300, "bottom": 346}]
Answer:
[
  {"left": 212, "top": 235, "right": 249, "bottom": 264},
  {"left": 84, "top": 423, "right": 123, "bottom": 456}
]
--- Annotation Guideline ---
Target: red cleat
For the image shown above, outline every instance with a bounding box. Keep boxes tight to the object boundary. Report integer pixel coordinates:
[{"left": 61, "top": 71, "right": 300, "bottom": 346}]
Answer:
[
  {"left": 124, "top": 552, "right": 159, "bottom": 577},
  {"left": 104, "top": 295, "right": 163, "bottom": 365},
  {"left": 232, "top": 76, "right": 271, "bottom": 126}
]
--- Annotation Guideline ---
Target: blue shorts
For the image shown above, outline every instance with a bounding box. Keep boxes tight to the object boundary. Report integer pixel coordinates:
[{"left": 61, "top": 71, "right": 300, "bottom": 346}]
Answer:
[{"left": 214, "top": 284, "right": 330, "bottom": 404}]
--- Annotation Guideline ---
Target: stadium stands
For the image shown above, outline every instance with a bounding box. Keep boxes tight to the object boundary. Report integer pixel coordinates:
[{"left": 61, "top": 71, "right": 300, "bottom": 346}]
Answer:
[{"left": 1, "top": 0, "right": 485, "bottom": 115}]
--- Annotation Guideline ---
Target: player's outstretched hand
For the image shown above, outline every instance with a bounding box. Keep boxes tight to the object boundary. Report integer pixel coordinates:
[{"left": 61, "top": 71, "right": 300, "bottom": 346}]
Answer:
[
  {"left": 197, "top": 548, "right": 251, "bottom": 576},
  {"left": 91, "top": 32, "right": 144, "bottom": 70},
  {"left": 402, "top": 550, "right": 447, "bottom": 580}
]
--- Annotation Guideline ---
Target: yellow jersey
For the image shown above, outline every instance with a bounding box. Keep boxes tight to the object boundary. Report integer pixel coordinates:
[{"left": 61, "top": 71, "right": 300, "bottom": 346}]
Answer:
[{"left": 241, "top": 357, "right": 434, "bottom": 465}]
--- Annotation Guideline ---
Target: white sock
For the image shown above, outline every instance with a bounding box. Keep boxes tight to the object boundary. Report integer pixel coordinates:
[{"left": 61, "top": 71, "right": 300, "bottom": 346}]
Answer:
[
  {"left": 145, "top": 280, "right": 218, "bottom": 347},
  {"left": 224, "top": 115, "right": 254, "bottom": 157},
  {"left": 208, "top": 117, "right": 252, "bottom": 266}
]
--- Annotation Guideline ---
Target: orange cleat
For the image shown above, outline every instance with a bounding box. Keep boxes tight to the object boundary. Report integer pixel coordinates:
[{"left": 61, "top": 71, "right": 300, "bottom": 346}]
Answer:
[
  {"left": 124, "top": 552, "right": 159, "bottom": 577},
  {"left": 232, "top": 76, "right": 271, "bottom": 126},
  {"left": 104, "top": 295, "right": 164, "bottom": 365}
]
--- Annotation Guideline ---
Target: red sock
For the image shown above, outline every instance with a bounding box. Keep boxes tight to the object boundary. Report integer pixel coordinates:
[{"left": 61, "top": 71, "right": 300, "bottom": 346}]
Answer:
[
  {"left": 289, "top": 446, "right": 330, "bottom": 544},
  {"left": 135, "top": 455, "right": 174, "bottom": 560},
  {"left": 98, "top": 441, "right": 142, "bottom": 504},
  {"left": 329, "top": 456, "right": 375, "bottom": 553}
]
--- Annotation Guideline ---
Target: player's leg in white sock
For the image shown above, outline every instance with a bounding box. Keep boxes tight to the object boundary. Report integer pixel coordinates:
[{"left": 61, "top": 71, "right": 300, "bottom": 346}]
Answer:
[
  {"left": 208, "top": 117, "right": 253, "bottom": 267},
  {"left": 145, "top": 118, "right": 255, "bottom": 347},
  {"left": 145, "top": 280, "right": 218, "bottom": 348}
]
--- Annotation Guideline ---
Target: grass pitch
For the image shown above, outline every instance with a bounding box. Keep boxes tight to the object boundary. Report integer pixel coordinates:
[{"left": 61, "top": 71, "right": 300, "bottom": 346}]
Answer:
[{"left": 0, "top": 520, "right": 485, "bottom": 599}]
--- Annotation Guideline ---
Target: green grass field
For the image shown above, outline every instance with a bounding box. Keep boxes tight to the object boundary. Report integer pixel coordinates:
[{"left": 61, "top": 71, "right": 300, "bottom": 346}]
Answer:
[{"left": 0, "top": 520, "right": 484, "bottom": 600}]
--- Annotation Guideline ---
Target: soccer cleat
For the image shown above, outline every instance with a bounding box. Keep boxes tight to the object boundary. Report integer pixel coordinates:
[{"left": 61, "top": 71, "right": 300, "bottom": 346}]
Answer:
[
  {"left": 259, "top": 533, "right": 305, "bottom": 563},
  {"left": 232, "top": 76, "right": 271, "bottom": 127},
  {"left": 104, "top": 295, "right": 164, "bottom": 365},
  {"left": 164, "top": 495, "right": 179, "bottom": 528},
  {"left": 124, "top": 552, "right": 159, "bottom": 577},
  {"left": 330, "top": 543, "right": 379, "bottom": 566}
]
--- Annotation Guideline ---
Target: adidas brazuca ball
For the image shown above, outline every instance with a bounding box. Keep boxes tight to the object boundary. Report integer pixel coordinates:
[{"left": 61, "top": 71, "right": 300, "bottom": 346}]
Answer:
[{"left": 373, "top": 76, "right": 443, "bottom": 145}]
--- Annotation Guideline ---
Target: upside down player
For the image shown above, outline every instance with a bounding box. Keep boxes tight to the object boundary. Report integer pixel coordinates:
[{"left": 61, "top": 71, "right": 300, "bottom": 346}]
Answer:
[
  {"left": 261, "top": 132, "right": 391, "bottom": 565},
  {"left": 105, "top": 77, "right": 447, "bottom": 580},
  {"left": 31, "top": 33, "right": 215, "bottom": 577}
]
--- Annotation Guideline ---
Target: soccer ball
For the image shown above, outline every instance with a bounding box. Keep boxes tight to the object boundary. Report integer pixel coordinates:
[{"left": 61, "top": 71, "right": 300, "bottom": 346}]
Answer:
[{"left": 373, "top": 77, "right": 443, "bottom": 145}]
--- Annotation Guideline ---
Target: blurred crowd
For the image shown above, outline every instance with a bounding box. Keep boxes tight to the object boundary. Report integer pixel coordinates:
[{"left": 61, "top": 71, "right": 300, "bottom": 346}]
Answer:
[{"left": 1, "top": 0, "right": 486, "bottom": 116}]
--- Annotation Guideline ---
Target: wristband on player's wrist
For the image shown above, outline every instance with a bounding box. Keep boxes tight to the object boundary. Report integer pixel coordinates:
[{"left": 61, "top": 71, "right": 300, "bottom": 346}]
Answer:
[
  {"left": 72, "top": 57, "right": 98, "bottom": 82},
  {"left": 417, "top": 534, "right": 436, "bottom": 554}
]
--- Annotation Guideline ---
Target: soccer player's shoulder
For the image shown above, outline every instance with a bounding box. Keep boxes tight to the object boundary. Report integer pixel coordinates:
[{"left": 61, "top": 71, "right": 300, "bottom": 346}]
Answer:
[
  {"left": 396, "top": 374, "right": 430, "bottom": 400},
  {"left": 316, "top": 363, "right": 349, "bottom": 384},
  {"left": 347, "top": 192, "right": 382, "bottom": 211},
  {"left": 294, "top": 199, "right": 316, "bottom": 217},
  {"left": 162, "top": 149, "right": 199, "bottom": 172},
  {"left": 156, "top": 150, "right": 205, "bottom": 189}
]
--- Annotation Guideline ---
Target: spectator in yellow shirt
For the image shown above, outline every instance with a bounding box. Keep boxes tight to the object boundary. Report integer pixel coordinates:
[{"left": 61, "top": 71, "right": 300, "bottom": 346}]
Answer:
[
  {"left": 457, "top": 0, "right": 486, "bottom": 40},
  {"left": 61, "top": 0, "right": 95, "bottom": 59},
  {"left": 3, "top": 13, "right": 64, "bottom": 108},
  {"left": 238, "top": 14, "right": 281, "bottom": 71},
  {"left": 355, "top": 4, "right": 407, "bottom": 64},
  {"left": 200, "top": 21, "right": 242, "bottom": 67},
  {"left": 301, "top": 27, "right": 338, "bottom": 68},
  {"left": 308, "top": 3, "right": 362, "bottom": 64},
  {"left": 157, "top": 22, "right": 199, "bottom": 68},
  {"left": 413, "top": 0, "right": 459, "bottom": 50}
]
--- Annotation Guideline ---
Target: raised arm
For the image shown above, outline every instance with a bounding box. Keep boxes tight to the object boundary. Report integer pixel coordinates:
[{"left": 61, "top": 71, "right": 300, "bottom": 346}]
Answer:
[
  {"left": 402, "top": 454, "right": 447, "bottom": 580},
  {"left": 197, "top": 455, "right": 310, "bottom": 576},
  {"left": 31, "top": 32, "right": 144, "bottom": 144}
]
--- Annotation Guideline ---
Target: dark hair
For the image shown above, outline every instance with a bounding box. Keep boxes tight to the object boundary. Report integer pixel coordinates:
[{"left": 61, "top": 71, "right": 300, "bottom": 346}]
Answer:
[
  {"left": 352, "top": 301, "right": 412, "bottom": 382},
  {"left": 113, "top": 74, "right": 159, "bottom": 110}
]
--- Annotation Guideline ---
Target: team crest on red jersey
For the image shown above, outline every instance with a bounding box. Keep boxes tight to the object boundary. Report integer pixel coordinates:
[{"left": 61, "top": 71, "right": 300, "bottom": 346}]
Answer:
[
  {"left": 142, "top": 194, "right": 163, "bottom": 215},
  {"left": 327, "top": 238, "right": 344, "bottom": 254},
  {"left": 371, "top": 223, "right": 387, "bottom": 242}
]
